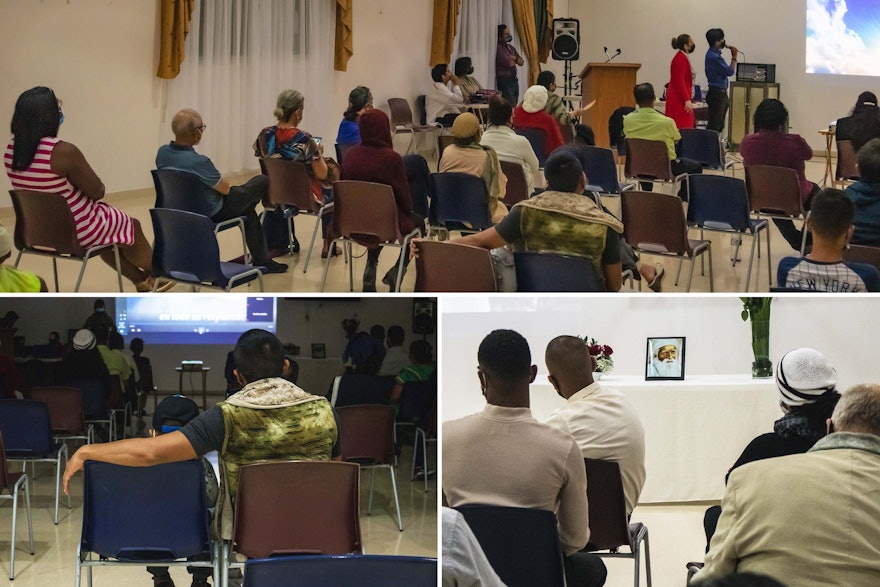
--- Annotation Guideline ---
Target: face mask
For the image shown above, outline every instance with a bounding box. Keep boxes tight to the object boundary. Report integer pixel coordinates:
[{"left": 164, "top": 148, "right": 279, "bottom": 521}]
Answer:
[
  {"left": 720, "top": 40, "right": 727, "bottom": 49},
  {"left": 505, "top": 34, "right": 512, "bottom": 42},
  {"left": 59, "top": 111, "right": 65, "bottom": 125},
  {"left": 687, "top": 45, "right": 695, "bottom": 54},
  {"left": 468, "top": 67, "right": 475, "bottom": 75}
]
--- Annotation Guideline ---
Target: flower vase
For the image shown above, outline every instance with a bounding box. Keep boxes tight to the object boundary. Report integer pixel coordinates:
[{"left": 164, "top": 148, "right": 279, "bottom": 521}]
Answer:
[
  {"left": 750, "top": 315, "right": 772, "bottom": 378},
  {"left": 593, "top": 371, "right": 604, "bottom": 381}
]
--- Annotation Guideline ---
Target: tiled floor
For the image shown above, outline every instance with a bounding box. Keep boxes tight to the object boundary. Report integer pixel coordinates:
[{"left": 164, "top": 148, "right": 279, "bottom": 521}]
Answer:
[{"left": 0, "top": 158, "right": 835, "bottom": 294}]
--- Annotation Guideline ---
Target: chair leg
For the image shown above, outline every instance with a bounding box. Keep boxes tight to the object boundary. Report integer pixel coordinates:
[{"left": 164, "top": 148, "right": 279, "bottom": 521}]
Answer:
[
  {"left": 10, "top": 480, "right": 18, "bottom": 579},
  {"left": 708, "top": 245, "right": 714, "bottom": 293},
  {"left": 766, "top": 226, "right": 773, "bottom": 287},
  {"left": 674, "top": 257, "right": 684, "bottom": 286},
  {"left": 23, "top": 477, "right": 34, "bottom": 555},
  {"left": 347, "top": 241, "right": 354, "bottom": 292},
  {"left": 643, "top": 528, "right": 652, "bottom": 587},
  {"left": 367, "top": 467, "right": 376, "bottom": 515},
  {"left": 423, "top": 433, "right": 430, "bottom": 494},
  {"left": 113, "top": 245, "right": 123, "bottom": 292},
  {"left": 319, "top": 238, "right": 339, "bottom": 292},
  {"left": 411, "top": 427, "right": 421, "bottom": 481},
  {"left": 73, "top": 257, "right": 89, "bottom": 292},
  {"left": 686, "top": 256, "right": 697, "bottom": 292},
  {"left": 745, "top": 232, "right": 758, "bottom": 292},
  {"left": 75, "top": 543, "right": 83, "bottom": 587},
  {"left": 52, "top": 257, "right": 60, "bottom": 292},
  {"left": 302, "top": 215, "right": 323, "bottom": 274},
  {"left": 387, "top": 465, "right": 404, "bottom": 532}
]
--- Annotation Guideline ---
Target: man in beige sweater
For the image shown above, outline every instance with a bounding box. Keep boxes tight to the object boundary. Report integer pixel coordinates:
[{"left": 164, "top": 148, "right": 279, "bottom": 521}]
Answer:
[{"left": 443, "top": 329, "right": 607, "bottom": 587}]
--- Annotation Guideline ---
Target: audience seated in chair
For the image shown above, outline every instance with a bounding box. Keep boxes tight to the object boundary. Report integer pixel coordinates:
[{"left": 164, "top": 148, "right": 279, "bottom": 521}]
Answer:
[
  {"left": 426, "top": 63, "right": 464, "bottom": 127},
  {"left": 327, "top": 338, "right": 394, "bottom": 408},
  {"left": 835, "top": 91, "right": 880, "bottom": 154},
  {"left": 146, "top": 394, "right": 219, "bottom": 587},
  {"left": 0, "top": 222, "right": 46, "bottom": 292},
  {"left": 156, "top": 109, "right": 287, "bottom": 274},
  {"left": 341, "top": 109, "right": 422, "bottom": 292},
  {"left": 480, "top": 96, "right": 541, "bottom": 196},
  {"left": 95, "top": 329, "right": 131, "bottom": 392},
  {"left": 777, "top": 188, "right": 880, "bottom": 292},
  {"left": 56, "top": 329, "right": 110, "bottom": 390},
  {"left": 421, "top": 150, "right": 624, "bottom": 292},
  {"left": 741, "top": 98, "right": 818, "bottom": 251},
  {"left": 537, "top": 71, "right": 591, "bottom": 133},
  {"left": 512, "top": 85, "right": 564, "bottom": 159},
  {"left": 442, "top": 507, "right": 505, "bottom": 587},
  {"left": 439, "top": 112, "right": 509, "bottom": 223},
  {"left": 846, "top": 138, "right": 880, "bottom": 246},
  {"left": 454, "top": 57, "right": 483, "bottom": 103},
  {"left": 622, "top": 82, "right": 701, "bottom": 200},
  {"left": 443, "top": 330, "right": 607, "bottom": 587},
  {"left": 336, "top": 85, "right": 373, "bottom": 146},
  {"left": 544, "top": 335, "right": 646, "bottom": 516},
  {"left": 699, "top": 383, "right": 880, "bottom": 584},
  {"left": 63, "top": 329, "right": 339, "bottom": 544},
  {"left": 378, "top": 325, "right": 409, "bottom": 377},
  {"left": 391, "top": 340, "right": 436, "bottom": 405}
]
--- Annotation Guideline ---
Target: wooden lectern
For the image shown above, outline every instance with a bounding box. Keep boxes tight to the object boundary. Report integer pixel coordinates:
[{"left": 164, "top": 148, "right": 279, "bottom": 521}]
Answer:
[{"left": 580, "top": 62, "right": 641, "bottom": 148}]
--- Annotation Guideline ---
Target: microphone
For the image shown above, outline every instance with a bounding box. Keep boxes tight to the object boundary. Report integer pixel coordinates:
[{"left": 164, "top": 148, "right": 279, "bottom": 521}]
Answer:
[
  {"left": 603, "top": 47, "right": 611, "bottom": 62},
  {"left": 605, "top": 48, "right": 622, "bottom": 63}
]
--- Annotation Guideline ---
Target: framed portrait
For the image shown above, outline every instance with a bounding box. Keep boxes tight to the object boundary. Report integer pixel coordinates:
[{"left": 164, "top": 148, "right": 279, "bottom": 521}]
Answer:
[
  {"left": 645, "top": 337, "right": 686, "bottom": 381},
  {"left": 311, "top": 343, "right": 326, "bottom": 359}
]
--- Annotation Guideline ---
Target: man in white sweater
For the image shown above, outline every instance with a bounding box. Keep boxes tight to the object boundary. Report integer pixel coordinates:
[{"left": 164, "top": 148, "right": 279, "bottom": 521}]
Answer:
[{"left": 480, "top": 95, "right": 542, "bottom": 195}]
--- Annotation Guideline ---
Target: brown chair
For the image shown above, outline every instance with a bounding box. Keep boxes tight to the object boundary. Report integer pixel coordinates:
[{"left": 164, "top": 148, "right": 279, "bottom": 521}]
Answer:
[
  {"left": 835, "top": 140, "right": 860, "bottom": 188},
  {"left": 624, "top": 138, "right": 689, "bottom": 198},
  {"left": 744, "top": 165, "right": 808, "bottom": 255},
  {"left": 844, "top": 244, "right": 880, "bottom": 273},
  {"left": 222, "top": 460, "right": 362, "bottom": 581},
  {"left": 560, "top": 121, "right": 575, "bottom": 144},
  {"left": 500, "top": 159, "right": 530, "bottom": 206},
  {"left": 8, "top": 190, "right": 123, "bottom": 292},
  {"left": 387, "top": 98, "right": 441, "bottom": 157},
  {"left": 259, "top": 158, "right": 334, "bottom": 273},
  {"left": 621, "top": 190, "right": 714, "bottom": 292},
  {"left": 22, "top": 386, "right": 93, "bottom": 446},
  {"left": 584, "top": 458, "right": 652, "bottom": 587},
  {"left": 105, "top": 376, "right": 131, "bottom": 441},
  {"left": 437, "top": 134, "right": 456, "bottom": 170},
  {"left": 336, "top": 405, "right": 403, "bottom": 531},
  {"left": 321, "top": 181, "right": 420, "bottom": 292},
  {"left": 414, "top": 241, "right": 497, "bottom": 292},
  {"left": 0, "top": 431, "right": 34, "bottom": 580}
]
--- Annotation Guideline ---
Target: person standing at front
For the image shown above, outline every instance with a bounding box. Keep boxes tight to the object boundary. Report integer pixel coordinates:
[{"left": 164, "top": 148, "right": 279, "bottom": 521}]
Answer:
[{"left": 704, "top": 28, "right": 738, "bottom": 134}]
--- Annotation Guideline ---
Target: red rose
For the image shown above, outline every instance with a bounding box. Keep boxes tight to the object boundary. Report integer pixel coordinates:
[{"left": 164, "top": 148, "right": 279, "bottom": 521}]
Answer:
[
  {"left": 603, "top": 345, "right": 613, "bottom": 356},
  {"left": 588, "top": 344, "right": 601, "bottom": 356}
]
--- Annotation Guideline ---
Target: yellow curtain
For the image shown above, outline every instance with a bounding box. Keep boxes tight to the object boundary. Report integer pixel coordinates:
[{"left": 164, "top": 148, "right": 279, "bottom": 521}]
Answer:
[
  {"left": 334, "top": 0, "right": 354, "bottom": 72},
  {"left": 511, "top": 0, "right": 540, "bottom": 85},
  {"left": 537, "top": 0, "right": 554, "bottom": 64},
  {"left": 156, "top": 0, "right": 194, "bottom": 79},
  {"left": 430, "top": 0, "right": 461, "bottom": 67}
]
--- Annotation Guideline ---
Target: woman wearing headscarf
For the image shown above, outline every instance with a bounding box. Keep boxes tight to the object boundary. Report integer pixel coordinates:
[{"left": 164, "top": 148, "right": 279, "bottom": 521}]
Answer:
[
  {"left": 439, "top": 112, "right": 508, "bottom": 223},
  {"left": 341, "top": 109, "right": 419, "bottom": 292},
  {"left": 835, "top": 91, "right": 880, "bottom": 153},
  {"left": 512, "top": 85, "right": 565, "bottom": 158},
  {"left": 667, "top": 34, "right": 697, "bottom": 130}
]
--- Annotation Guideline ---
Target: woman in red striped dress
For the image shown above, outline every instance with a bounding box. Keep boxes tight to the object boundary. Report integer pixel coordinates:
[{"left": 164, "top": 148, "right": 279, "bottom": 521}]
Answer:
[{"left": 5, "top": 87, "right": 162, "bottom": 291}]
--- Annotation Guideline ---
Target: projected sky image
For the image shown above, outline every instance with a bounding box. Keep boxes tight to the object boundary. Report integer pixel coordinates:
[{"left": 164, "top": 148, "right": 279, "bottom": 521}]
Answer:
[{"left": 807, "top": 0, "right": 880, "bottom": 76}]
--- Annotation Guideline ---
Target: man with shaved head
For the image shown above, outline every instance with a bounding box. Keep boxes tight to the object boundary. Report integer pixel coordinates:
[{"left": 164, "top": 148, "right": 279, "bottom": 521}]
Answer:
[
  {"left": 545, "top": 335, "right": 646, "bottom": 515},
  {"left": 443, "top": 329, "right": 607, "bottom": 587},
  {"left": 156, "top": 109, "right": 288, "bottom": 273}
]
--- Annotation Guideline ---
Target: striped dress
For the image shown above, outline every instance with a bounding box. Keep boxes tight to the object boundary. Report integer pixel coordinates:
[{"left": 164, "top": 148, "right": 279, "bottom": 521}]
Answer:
[{"left": 4, "top": 137, "right": 134, "bottom": 247}]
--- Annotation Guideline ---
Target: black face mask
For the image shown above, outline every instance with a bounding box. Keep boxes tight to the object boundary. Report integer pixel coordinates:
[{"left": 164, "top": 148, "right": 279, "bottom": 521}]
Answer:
[
  {"left": 505, "top": 34, "right": 512, "bottom": 43},
  {"left": 468, "top": 67, "right": 474, "bottom": 75},
  {"left": 720, "top": 40, "right": 727, "bottom": 49}
]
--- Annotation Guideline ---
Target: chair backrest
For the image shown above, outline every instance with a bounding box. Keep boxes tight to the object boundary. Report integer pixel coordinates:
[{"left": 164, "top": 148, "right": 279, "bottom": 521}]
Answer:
[
  {"left": 515, "top": 127, "right": 548, "bottom": 166},
  {"left": 836, "top": 140, "right": 859, "bottom": 182},
  {"left": 331, "top": 374, "right": 395, "bottom": 408},
  {"left": 150, "top": 208, "right": 226, "bottom": 285},
  {"left": 744, "top": 165, "right": 804, "bottom": 216},
  {"left": 397, "top": 380, "right": 432, "bottom": 424},
  {"left": 437, "top": 135, "right": 456, "bottom": 164},
  {"left": 583, "top": 459, "right": 631, "bottom": 551},
  {"left": 387, "top": 98, "right": 415, "bottom": 128},
  {"left": 331, "top": 181, "right": 402, "bottom": 244},
  {"left": 499, "top": 159, "right": 530, "bottom": 206},
  {"left": 580, "top": 146, "right": 623, "bottom": 194},
  {"left": 134, "top": 355, "right": 154, "bottom": 392},
  {"left": 0, "top": 431, "right": 16, "bottom": 495},
  {"left": 455, "top": 505, "right": 565, "bottom": 587},
  {"left": 259, "top": 158, "right": 318, "bottom": 213},
  {"left": 429, "top": 172, "right": 493, "bottom": 231},
  {"left": 335, "top": 142, "right": 356, "bottom": 165},
  {"left": 621, "top": 190, "right": 693, "bottom": 255},
  {"left": 624, "top": 138, "right": 673, "bottom": 181},
  {"left": 335, "top": 405, "right": 396, "bottom": 465},
  {"left": 687, "top": 174, "right": 752, "bottom": 231},
  {"left": 243, "top": 555, "right": 437, "bottom": 587},
  {"left": 608, "top": 107, "right": 635, "bottom": 153},
  {"left": 513, "top": 251, "right": 603, "bottom": 292},
  {"left": 81, "top": 460, "right": 210, "bottom": 560},
  {"left": 233, "top": 461, "right": 362, "bottom": 558},
  {"left": 0, "top": 399, "right": 54, "bottom": 457},
  {"left": 151, "top": 169, "right": 214, "bottom": 216},
  {"left": 844, "top": 244, "right": 880, "bottom": 272},
  {"left": 414, "top": 240, "right": 497, "bottom": 292},
  {"left": 55, "top": 376, "right": 108, "bottom": 420},
  {"left": 678, "top": 128, "right": 725, "bottom": 169},
  {"left": 8, "top": 190, "right": 85, "bottom": 257},
  {"left": 22, "top": 386, "right": 87, "bottom": 435}
]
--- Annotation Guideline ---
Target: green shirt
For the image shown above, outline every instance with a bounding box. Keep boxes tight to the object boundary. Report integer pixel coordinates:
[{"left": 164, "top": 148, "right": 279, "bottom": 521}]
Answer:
[
  {"left": 396, "top": 363, "right": 436, "bottom": 385},
  {"left": 545, "top": 92, "right": 571, "bottom": 127},
  {"left": 622, "top": 107, "right": 680, "bottom": 160},
  {"left": 0, "top": 266, "right": 41, "bottom": 292}
]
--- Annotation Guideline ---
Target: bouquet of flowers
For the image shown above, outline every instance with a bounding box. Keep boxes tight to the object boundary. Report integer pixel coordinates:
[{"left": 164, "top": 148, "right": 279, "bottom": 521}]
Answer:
[{"left": 583, "top": 336, "right": 614, "bottom": 373}]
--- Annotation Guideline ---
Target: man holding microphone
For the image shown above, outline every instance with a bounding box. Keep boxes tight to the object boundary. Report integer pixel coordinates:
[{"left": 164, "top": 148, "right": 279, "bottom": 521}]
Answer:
[{"left": 704, "top": 28, "right": 739, "bottom": 134}]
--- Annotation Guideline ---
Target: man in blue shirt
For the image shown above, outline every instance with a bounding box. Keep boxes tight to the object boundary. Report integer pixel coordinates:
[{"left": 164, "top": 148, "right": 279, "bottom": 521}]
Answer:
[
  {"left": 704, "top": 28, "right": 739, "bottom": 134},
  {"left": 156, "top": 109, "right": 288, "bottom": 273}
]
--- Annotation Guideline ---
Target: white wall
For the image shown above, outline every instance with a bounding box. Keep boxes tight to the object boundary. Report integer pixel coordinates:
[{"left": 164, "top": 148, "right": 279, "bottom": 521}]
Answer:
[
  {"left": 442, "top": 295, "right": 880, "bottom": 421},
  {"left": 553, "top": 0, "right": 874, "bottom": 151},
  {"left": 6, "top": 296, "right": 436, "bottom": 394}
]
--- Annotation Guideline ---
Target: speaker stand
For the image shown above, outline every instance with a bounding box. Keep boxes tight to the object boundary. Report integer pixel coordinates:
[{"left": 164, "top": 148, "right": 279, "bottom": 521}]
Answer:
[{"left": 562, "top": 59, "right": 580, "bottom": 111}]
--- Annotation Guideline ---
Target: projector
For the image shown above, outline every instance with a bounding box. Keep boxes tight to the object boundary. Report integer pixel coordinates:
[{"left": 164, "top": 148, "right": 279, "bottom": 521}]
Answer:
[{"left": 180, "top": 360, "right": 204, "bottom": 371}]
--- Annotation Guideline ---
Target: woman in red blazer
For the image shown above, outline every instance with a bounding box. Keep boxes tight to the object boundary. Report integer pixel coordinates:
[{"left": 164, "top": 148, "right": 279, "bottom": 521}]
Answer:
[{"left": 667, "top": 34, "right": 696, "bottom": 129}]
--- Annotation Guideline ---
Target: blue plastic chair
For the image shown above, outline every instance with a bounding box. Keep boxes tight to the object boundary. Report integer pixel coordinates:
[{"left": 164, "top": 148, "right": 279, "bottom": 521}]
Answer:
[
  {"left": 514, "top": 251, "right": 605, "bottom": 292},
  {"left": 242, "top": 555, "right": 437, "bottom": 587},
  {"left": 0, "top": 431, "right": 33, "bottom": 580},
  {"left": 428, "top": 172, "right": 493, "bottom": 238},
  {"left": 515, "top": 127, "right": 548, "bottom": 166},
  {"left": 76, "top": 460, "right": 217, "bottom": 587},
  {"left": 150, "top": 208, "right": 264, "bottom": 292},
  {"left": 0, "top": 399, "right": 69, "bottom": 525},
  {"left": 455, "top": 505, "right": 566, "bottom": 587},
  {"left": 687, "top": 174, "right": 770, "bottom": 291},
  {"left": 151, "top": 169, "right": 249, "bottom": 262},
  {"left": 678, "top": 129, "right": 736, "bottom": 175}
]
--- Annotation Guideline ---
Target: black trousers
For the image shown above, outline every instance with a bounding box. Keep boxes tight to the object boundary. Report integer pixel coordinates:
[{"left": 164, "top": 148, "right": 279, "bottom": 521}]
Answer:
[
  {"left": 212, "top": 174, "right": 271, "bottom": 264},
  {"left": 565, "top": 552, "right": 608, "bottom": 587},
  {"left": 706, "top": 87, "right": 730, "bottom": 134},
  {"left": 638, "top": 157, "right": 702, "bottom": 201}
]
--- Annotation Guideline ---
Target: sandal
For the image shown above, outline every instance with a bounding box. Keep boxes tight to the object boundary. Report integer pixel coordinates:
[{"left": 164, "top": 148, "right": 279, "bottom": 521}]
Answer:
[{"left": 647, "top": 264, "right": 665, "bottom": 293}]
